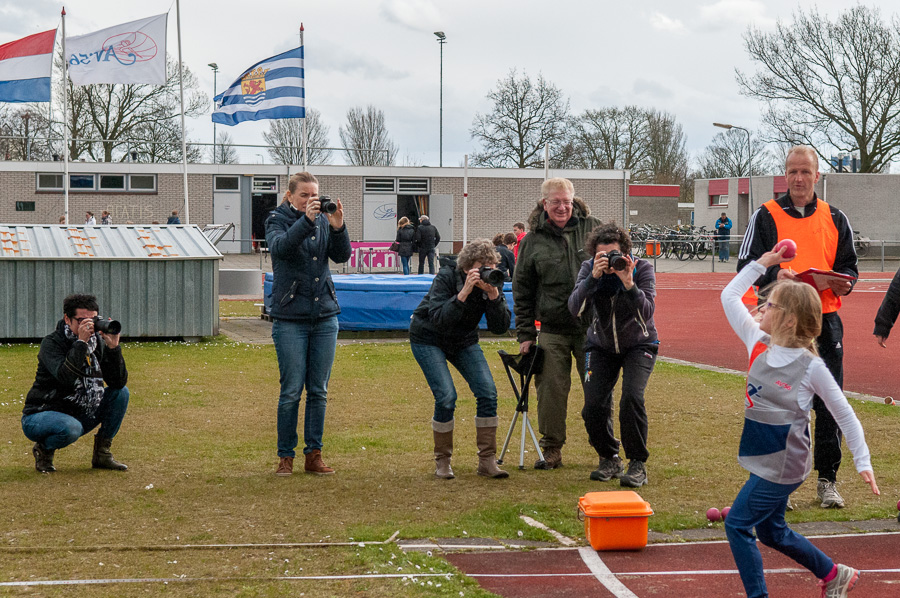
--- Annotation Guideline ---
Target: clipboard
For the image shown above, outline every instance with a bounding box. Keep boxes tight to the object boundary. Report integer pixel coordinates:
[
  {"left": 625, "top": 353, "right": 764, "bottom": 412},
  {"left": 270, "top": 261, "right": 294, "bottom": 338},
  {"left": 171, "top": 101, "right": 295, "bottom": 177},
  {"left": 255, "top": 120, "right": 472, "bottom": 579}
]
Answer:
[{"left": 794, "top": 268, "right": 856, "bottom": 292}]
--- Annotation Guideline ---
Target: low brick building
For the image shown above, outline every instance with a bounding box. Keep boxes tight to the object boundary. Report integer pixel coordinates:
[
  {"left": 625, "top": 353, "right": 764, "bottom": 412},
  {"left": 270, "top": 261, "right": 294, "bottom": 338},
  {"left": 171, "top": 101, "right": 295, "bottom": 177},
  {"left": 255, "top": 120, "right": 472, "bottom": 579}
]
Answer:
[{"left": 1, "top": 162, "right": 631, "bottom": 253}]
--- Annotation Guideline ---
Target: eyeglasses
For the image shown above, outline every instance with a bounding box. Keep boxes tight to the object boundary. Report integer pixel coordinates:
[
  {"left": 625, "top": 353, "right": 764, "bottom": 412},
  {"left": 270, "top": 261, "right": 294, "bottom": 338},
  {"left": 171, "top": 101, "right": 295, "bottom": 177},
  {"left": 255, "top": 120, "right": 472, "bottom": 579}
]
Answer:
[
  {"left": 763, "top": 302, "right": 781, "bottom": 311},
  {"left": 545, "top": 199, "right": 573, "bottom": 208}
]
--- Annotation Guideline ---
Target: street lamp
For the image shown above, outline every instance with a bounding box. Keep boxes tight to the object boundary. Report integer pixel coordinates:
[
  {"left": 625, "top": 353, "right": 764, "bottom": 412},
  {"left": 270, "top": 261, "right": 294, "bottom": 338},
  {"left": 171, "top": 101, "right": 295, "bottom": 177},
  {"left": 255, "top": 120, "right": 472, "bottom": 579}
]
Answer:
[
  {"left": 713, "top": 122, "right": 753, "bottom": 221},
  {"left": 208, "top": 63, "right": 218, "bottom": 163},
  {"left": 434, "top": 31, "right": 446, "bottom": 167}
]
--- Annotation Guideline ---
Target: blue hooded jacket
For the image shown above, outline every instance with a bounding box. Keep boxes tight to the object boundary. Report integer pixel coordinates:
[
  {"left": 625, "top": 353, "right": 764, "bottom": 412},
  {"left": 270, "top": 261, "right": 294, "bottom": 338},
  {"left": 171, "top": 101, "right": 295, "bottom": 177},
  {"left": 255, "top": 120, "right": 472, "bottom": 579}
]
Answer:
[{"left": 265, "top": 201, "right": 352, "bottom": 322}]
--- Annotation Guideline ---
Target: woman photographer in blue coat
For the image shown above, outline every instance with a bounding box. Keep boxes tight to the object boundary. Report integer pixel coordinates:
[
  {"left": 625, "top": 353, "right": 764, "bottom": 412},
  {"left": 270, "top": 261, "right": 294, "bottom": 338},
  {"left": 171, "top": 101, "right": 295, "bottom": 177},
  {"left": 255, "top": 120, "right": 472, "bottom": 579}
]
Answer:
[{"left": 265, "top": 172, "right": 351, "bottom": 477}]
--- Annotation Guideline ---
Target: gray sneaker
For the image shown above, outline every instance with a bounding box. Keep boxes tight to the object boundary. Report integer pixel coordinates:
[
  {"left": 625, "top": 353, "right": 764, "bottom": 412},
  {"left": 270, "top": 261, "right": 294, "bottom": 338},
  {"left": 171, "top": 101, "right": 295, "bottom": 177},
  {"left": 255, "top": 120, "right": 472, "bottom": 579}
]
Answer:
[
  {"left": 817, "top": 478, "right": 845, "bottom": 509},
  {"left": 817, "top": 564, "right": 859, "bottom": 597},
  {"left": 785, "top": 495, "right": 794, "bottom": 511},
  {"left": 620, "top": 460, "right": 647, "bottom": 488},
  {"left": 590, "top": 455, "right": 624, "bottom": 481}
]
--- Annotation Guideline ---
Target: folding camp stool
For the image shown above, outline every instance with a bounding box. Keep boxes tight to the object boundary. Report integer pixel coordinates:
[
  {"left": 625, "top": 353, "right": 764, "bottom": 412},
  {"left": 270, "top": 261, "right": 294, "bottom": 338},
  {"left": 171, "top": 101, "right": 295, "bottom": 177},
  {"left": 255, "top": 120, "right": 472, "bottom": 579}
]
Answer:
[{"left": 497, "top": 346, "right": 544, "bottom": 469}]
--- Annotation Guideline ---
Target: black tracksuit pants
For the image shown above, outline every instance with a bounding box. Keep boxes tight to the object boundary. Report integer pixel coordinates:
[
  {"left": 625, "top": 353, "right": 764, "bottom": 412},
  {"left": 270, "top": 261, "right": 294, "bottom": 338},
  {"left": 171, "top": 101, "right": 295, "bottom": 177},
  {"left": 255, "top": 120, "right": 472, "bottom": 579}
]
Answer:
[{"left": 813, "top": 311, "right": 844, "bottom": 482}]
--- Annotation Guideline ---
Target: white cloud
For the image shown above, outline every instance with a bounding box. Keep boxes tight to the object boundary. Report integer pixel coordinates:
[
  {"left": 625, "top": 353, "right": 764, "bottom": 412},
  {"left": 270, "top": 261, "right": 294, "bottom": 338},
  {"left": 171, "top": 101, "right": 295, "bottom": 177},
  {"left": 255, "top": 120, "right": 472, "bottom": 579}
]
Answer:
[
  {"left": 632, "top": 78, "right": 674, "bottom": 100},
  {"left": 380, "top": 0, "right": 442, "bottom": 32},
  {"left": 698, "top": 0, "right": 776, "bottom": 29},
  {"left": 650, "top": 12, "right": 685, "bottom": 32}
]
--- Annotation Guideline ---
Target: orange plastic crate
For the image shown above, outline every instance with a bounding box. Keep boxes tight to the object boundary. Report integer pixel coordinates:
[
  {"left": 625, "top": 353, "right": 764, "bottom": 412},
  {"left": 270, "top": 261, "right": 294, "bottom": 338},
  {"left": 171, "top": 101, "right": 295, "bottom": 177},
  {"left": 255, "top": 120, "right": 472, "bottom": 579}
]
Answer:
[{"left": 578, "top": 490, "right": 653, "bottom": 551}]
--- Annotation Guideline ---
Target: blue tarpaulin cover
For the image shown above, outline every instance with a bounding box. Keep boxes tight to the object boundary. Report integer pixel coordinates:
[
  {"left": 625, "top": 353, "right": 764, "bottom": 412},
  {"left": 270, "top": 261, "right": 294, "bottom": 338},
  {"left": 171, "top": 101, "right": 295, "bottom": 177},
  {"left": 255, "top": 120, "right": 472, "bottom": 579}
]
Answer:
[{"left": 264, "top": 273, "right": 514, "bottom": 331}]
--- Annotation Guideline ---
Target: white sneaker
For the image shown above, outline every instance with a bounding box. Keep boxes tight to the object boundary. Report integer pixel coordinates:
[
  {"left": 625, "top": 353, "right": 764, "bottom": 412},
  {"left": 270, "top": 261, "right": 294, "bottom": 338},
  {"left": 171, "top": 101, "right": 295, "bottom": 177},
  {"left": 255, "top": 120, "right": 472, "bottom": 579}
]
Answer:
[
  {"left": 817, "top": 564, "right": 859, "bottom": 597},
  {"left": 817, "top": 478, "right": 845, "bottom": 509}
]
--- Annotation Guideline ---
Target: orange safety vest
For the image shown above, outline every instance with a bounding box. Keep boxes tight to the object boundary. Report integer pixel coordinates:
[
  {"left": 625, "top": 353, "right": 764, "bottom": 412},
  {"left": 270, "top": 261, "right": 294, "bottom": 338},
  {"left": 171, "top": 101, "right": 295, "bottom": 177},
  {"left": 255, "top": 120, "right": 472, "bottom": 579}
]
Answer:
[{"left": 764, "top": 198, "right": 841, "bottom": 313}]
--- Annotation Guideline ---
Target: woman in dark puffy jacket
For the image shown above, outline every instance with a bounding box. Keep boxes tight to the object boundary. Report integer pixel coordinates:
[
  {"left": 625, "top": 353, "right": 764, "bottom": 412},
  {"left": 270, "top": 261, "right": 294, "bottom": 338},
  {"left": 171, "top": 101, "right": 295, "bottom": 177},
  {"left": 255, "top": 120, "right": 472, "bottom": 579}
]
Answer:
[
  {"left": 567, "top": 223, "right": 658, "bottom": 489},
  {"left": 395, "top": 216, "right": 416, "bottom": 275},
  {"left": 409, "top": 239, "right": 511, "bottom": 480},
  {"left": 265, "top": 171, "right": 351, "bottom": 477}
]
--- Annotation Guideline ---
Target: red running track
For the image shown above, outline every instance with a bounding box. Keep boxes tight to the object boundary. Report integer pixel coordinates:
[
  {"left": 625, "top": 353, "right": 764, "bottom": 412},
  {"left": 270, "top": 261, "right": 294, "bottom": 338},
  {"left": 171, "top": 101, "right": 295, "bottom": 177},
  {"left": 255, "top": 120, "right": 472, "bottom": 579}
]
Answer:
[
  {"left": 653, "top": 272, "right": 896, "bottom": 398},
  {"left": 447, "top": 532, "right": 900, "bottom": 597}
]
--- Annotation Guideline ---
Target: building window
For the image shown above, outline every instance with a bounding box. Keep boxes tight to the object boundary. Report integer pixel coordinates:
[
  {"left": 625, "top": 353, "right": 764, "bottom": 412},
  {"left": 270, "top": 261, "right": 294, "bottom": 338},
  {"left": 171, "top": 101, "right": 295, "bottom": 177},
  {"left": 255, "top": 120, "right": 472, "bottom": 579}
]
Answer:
[
  {"left": 16, "top": 201, "right": 36, "bottom": 211},
  {"left": 128, "top": 174, "right": 156, "bottom": 191},
  {"left": 69, "top": 174, "right": 95, "bottom": 190},
  {"left": 36, "top": 173, "right": 63, "bottom": 191},
  {"left": 215, "top": 175, "right": 240, "bottom": 191},
  {"left": 398, "top": 178, "right": 429, "bottom": 193},
  {"left": 364, "top": 177, "right": 397, "bottom": 193},
  {"left": 709, "top": 194, "right": 728, "bottom": 206},
  {"left": 99, "top": 174, "right": 126, "bottom": 190}
]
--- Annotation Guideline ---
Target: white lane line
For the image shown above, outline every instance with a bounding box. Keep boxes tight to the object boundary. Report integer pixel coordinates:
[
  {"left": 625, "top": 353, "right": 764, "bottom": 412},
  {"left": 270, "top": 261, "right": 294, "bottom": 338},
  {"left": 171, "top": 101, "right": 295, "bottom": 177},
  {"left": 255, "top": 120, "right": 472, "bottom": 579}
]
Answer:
[
  {"left": 519, "top": 515, "right": 577, "bottom": 546},
  {"left": 578, "top": 546, "right": 639, "bottom": 598},
  {"left": 0, "top": 573, "right": 453, "bottom": 587}
]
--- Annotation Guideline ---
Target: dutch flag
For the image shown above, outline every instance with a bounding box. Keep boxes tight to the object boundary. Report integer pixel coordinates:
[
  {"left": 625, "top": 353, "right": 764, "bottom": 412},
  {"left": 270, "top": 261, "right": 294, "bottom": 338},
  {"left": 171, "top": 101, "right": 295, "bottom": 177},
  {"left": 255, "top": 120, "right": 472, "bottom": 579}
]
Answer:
[
  {"left": 212, "top": 46, "right": 305, "bottom": 126},
  {"left": 0, "top": 29, "right": 57, "bottom": 103}
]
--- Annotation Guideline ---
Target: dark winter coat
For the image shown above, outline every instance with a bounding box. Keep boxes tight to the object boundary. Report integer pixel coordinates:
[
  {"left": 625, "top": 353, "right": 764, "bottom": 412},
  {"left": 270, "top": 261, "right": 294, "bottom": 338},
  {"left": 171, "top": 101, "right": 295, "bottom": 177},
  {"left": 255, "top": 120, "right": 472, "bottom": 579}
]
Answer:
[
  {"left": 23, "top": 320, "right": 128, "bottom": 418},
  {"left": 414, "top": 221, "right": 441, "bottom": 252},
  {"left": 497, "top": 245, "right": 515, "bottom": 281},
  {"left": 265, "top": 201, "right": 352, "bottom": 322},
  {"left": 409, "top": 264, "right": 510, "bottom": 354},
  {"left": 874, "top": 266, "right": 900, "bottom": 340},
  {"left": 567, "top": 258, "right": 658, "bottom": 353},
  {"left": 512, "top": 197, "right": 602, "bottom": 342},
  {"left": 395, "top": 224, "right": 416, "bottom": 257}
]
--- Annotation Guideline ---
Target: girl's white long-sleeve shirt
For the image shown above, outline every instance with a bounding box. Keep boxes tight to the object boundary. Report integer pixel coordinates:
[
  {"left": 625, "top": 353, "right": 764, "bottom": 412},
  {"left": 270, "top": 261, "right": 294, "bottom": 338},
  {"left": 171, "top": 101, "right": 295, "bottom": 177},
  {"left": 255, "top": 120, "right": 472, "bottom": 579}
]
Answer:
[{"left": 721, "top": 262, "right": 872, "bottom": 474}]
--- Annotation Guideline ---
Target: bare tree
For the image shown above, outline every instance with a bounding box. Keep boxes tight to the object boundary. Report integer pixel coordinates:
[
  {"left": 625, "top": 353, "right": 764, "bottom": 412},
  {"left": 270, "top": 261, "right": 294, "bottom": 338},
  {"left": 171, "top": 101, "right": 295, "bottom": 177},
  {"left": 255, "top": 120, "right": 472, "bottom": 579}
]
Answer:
[
  {"left": 566, "top": 106, "right": 649, "bottom": 170},
  {"left": 263, "top": 108, "right": 332, "bottom": 165},
  {"left": 695, "top": 129, "right": 776, "bottom": 179},
  {"left": 640, "top": 111, "right": 689, "bottom": 185},
  {"left": 470, "top": 69, "right": 569, "bottom": 168},
  {"left": 338, "top": 105, "right": 397, "bottom": 166},
  {"left": 211, "top": 130, "right": 238, "bottom": 164},
  {"left": 737, "top": 5, "right": 900, "bottom": 172},
  {"left": 0, "top": 104, "right": 52, "bottom": 160},
  {"left": 76, "top": 57, "right": 208, "bottom": 162}
]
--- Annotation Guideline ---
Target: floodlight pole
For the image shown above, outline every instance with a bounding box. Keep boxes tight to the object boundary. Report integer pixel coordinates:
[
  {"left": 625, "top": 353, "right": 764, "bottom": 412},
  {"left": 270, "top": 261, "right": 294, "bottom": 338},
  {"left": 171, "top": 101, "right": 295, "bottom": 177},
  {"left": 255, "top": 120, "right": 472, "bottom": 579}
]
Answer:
[
  {"left": 713, "top": 122, "right": 753, "bottom": 223},
  {"left": 434, "top": 32, "right": 446, "bottom": 167},
  {"left": 209, "top": 63, "right": 218, "bottom": 163}
]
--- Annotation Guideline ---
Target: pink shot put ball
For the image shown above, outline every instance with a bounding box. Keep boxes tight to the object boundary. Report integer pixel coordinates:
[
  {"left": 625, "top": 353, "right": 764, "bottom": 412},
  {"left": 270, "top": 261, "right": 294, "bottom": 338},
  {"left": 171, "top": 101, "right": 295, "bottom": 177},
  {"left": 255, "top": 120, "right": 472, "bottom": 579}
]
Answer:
[
  {"left": 774, "top": 239, "right": 797, "bottom": 259},
  {"left": 721, "top": 507, "right": 731, "bottom": 521},
  {"left": 706, "top": 507, "right": 721, "bottom": 522}
]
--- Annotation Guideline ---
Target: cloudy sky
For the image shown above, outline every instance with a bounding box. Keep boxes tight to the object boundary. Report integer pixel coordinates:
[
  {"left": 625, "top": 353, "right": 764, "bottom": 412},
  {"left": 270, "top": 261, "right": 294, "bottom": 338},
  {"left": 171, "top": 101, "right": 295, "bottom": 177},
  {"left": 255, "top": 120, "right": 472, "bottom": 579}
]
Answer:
[{"left": 0, "top": 0, "right": 878, "bottom": 167}]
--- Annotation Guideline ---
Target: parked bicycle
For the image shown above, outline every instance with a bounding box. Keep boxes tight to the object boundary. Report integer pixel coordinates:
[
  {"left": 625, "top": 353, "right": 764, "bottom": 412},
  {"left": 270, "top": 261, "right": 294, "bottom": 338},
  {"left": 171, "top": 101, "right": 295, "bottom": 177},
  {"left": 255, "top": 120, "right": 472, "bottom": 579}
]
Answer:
[{"left": 853, "top": 230, "right": 870, "bottom": 258}]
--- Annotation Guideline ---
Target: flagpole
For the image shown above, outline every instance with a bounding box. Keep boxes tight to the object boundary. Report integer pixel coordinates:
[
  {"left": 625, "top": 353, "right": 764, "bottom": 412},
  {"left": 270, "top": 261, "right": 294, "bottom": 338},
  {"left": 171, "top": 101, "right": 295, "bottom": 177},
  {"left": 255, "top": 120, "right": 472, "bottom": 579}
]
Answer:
[
  {"left": 61, "top": 7, "right": 69, "bottom": 225},
  {"left": 300, "top": 23, "right": 307, "bottom": 171},
  {"left": 175, "top": 0, "right": 189, "bottom": 224}
]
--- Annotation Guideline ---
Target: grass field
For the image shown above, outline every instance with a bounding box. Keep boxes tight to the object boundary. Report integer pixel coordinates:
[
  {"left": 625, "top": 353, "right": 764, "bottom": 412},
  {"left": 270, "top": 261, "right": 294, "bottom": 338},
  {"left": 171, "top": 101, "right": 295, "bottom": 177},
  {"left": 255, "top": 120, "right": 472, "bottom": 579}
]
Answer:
[{"left": 1, "top": 332, "right": 897, "bottom": 597}]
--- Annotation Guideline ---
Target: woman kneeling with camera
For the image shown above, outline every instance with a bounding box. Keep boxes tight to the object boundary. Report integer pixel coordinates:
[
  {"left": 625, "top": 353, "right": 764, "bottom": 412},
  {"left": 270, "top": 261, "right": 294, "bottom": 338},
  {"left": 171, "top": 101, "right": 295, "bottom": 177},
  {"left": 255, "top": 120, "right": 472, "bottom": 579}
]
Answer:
[
  {"left": 568, "top": 223, "right": 658, "bottom": 488},
  {"left": 409, "top": 239, "right": 511, "bottom": 479}
]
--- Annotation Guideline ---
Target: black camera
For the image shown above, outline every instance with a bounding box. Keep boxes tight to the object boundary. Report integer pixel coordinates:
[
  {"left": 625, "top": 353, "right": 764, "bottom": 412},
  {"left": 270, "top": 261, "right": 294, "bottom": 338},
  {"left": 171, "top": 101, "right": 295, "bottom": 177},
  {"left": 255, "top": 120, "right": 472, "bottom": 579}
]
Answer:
[
  {"left": 92, "top": 316, "right": 122, "bottom": 335},
  {"left": 318, "top": 195, "right": 337, "bottom": 215},
  {"left": 479, "top": 266, "right": 506, "bottom": 287},
  {"left": 604, "top": 250, "right": 628, "bottom": 271}
]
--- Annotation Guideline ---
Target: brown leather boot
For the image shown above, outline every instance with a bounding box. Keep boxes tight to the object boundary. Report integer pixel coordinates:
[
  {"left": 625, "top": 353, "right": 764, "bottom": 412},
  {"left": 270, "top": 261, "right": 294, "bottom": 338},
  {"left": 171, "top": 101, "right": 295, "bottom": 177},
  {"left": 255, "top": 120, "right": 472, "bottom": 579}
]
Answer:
[
  {"left": 91, "top": 436, "right": 128, "bottom": 471},
  {"left": 534, "top": 446, "right": 562, "bottom": 470},
  {"left": 33, "top": 442, "right": 56, "bottom": 473},
  {"left": 304, "top": 449, "right": 334, "bottom": 475},
  {"left": 432, "top": 419, "right": 454, "bottom": 479},
  {"left": 275, "top": 456, "right": 293, "bottom": 476},
  {"left": 475, "top": 417, "right": 508, "bottom": 479}
]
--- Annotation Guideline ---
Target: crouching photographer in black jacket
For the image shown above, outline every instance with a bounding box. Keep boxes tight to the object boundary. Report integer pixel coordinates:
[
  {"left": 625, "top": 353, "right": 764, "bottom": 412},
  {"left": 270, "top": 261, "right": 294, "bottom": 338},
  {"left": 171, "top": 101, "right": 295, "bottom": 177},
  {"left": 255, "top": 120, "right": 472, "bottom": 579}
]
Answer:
[
  {"left": 409, "top": 239, "right": 511, "bottom": 480},
  {"left": 567, "top": 224, "right": 658, "bottom": 488},
  {"left": 22, "top": 294, "right": 129, "bottom": 473}
]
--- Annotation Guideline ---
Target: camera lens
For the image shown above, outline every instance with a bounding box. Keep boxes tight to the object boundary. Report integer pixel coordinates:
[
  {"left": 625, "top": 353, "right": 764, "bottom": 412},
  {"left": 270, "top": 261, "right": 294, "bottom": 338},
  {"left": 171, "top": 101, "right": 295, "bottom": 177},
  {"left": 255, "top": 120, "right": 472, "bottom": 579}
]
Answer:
[
  {"left": 319, "top": 195, "right": 337, "bottom": 214},
  {"left": 479, "top": 266, "right": 506, "bottom": 287},
  {"left": 92, "top": 317, "right": 122, "bottom": 335}
]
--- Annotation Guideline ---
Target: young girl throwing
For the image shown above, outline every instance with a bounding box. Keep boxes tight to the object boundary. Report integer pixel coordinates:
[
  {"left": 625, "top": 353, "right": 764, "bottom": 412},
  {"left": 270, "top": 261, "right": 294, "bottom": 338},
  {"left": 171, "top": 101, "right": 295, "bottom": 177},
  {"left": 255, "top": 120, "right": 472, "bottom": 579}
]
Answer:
[{"left": 722, "top": 245, "right": 879, "bottom": 598}]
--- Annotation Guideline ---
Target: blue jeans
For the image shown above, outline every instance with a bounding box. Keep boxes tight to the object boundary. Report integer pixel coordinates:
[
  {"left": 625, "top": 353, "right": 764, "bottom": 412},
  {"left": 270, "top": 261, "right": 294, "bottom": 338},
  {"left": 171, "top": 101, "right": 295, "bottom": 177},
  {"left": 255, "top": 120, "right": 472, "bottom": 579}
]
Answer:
[
  {"left": 22, "top": 386, "right": 130, "bottom": 450},
  {"left": 401, "top": 255, "right": 411, "bottom": 275},
  {"left": 411, "top": 342, "right": 497, "bottom": 423},
  {"left": 272, "top": 317, "right": 339, "bottom": 458},
  {"left": 725, "top": 474, "right": 833, "bottom": 598},
  {"left": 718, "top": 235, "right": 730, "bottom": 261}
]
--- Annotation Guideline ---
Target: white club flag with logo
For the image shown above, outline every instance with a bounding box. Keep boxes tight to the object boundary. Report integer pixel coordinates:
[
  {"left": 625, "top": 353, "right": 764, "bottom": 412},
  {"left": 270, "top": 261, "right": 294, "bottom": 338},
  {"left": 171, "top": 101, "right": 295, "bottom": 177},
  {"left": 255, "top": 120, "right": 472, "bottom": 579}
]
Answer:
[{"left": 66, "top": 13, "right": 168, "bottom": 86}]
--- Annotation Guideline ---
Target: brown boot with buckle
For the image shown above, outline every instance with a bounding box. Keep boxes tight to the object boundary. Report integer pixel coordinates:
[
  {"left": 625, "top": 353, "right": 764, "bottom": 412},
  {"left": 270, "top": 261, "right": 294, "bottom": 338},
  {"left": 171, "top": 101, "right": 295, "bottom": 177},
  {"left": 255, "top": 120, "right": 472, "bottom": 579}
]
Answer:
[
  {"left": 304, "top": 449, "right": 334, "bottom": 475},
  {"left": 275, "top": 456, "right": 293, "bottom": 476}
]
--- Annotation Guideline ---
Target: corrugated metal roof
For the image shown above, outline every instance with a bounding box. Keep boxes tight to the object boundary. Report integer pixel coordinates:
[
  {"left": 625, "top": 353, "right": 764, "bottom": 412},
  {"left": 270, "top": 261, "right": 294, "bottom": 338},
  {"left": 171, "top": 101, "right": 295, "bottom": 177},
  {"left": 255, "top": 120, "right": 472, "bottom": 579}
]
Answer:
[{"left": 0, "top": 225, "right": 222, "bottom": 259}]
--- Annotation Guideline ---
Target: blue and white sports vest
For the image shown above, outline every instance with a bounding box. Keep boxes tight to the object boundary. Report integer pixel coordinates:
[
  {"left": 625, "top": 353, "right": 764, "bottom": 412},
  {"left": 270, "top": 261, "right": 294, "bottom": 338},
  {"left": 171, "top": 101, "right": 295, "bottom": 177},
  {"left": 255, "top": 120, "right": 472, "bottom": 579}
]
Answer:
[{"left": 739, "top": 349, "right": 814, "bottom": 484}]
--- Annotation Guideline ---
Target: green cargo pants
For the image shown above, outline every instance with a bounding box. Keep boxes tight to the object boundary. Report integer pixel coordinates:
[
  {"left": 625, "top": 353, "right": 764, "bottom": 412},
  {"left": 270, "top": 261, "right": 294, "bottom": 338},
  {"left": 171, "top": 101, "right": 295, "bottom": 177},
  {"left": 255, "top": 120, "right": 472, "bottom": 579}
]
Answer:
[{"left": 534, "top": 330, "right": 586, "bottom": 449}]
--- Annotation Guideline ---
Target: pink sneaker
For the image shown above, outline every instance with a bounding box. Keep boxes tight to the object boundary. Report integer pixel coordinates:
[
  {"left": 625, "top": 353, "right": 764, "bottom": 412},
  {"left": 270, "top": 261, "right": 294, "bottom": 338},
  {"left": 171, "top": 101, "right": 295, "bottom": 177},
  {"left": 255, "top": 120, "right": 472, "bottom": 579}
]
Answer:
[{"left": 818, "top": 564, "right": 859, "bottom": 598}]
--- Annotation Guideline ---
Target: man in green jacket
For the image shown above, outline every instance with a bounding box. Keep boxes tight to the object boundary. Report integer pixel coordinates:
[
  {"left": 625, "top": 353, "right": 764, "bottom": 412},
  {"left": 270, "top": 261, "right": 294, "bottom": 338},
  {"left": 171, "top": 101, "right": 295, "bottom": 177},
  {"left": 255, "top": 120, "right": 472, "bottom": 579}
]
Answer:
[{"left": 513, "top": 178, "right": 602, "bottom": 469}]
